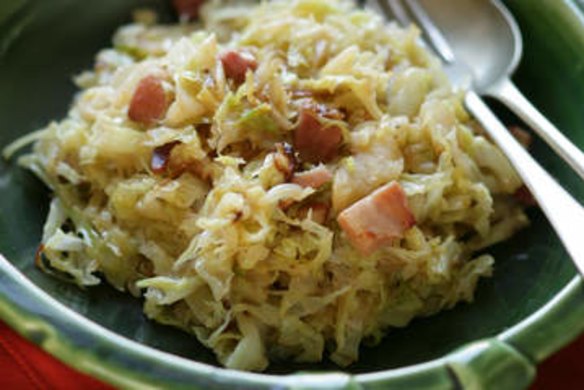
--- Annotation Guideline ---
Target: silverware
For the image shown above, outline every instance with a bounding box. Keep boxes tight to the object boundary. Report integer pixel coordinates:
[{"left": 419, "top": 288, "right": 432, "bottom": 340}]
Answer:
[
  {"left": 386, "top": 0, "right": 584, "bottom": 181},
  {"left": 375, "top": 0, "right": 584, "bottom": 276}
]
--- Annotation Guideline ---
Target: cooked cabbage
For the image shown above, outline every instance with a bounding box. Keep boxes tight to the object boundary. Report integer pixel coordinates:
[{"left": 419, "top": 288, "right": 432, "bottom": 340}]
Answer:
[{"left": 5, "top": 0, "right": 528, "bottom": 371}]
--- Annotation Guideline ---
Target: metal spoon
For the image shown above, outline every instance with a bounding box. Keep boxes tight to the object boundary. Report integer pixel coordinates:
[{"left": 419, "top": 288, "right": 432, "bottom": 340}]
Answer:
[
  {"left": 381, "top": 0, "right": 584, "bottom": 277},
  {"left": 411, "top": 0, "right": 584, "bottom": 181}
]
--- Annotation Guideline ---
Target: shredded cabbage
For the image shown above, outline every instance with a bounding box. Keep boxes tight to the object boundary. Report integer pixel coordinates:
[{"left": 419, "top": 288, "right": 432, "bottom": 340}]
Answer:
[{"left": 4, "top": 0, "right": 528, "bottom": 371}]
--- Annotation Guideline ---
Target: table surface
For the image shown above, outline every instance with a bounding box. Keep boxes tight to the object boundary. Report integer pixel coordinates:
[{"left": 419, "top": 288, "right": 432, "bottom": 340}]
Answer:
[{"left": 0, "top": 320, "right": 581, "bottom": 389}]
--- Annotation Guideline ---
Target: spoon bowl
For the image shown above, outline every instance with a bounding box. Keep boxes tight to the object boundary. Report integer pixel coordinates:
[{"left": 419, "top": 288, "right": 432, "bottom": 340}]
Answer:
[
  {"left": 415, "top": 0, "right": 584, "bottom": 181},
  {"left": 418, "top": 0, "right": 521, "bottom": 93},
  {"left": 386, "top": 0, "right": 584, "bottom": 278}
]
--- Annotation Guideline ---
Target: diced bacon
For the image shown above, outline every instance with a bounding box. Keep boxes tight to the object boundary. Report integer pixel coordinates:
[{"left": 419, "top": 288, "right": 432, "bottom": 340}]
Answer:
[
  {"left": 293, "top": 108, "right": 343, "bottom": 163},
  {"left": 128, "top": 75, "right": 170, "bottom": 126},
  {"left": 220, "top": 50, "right": 258, "bottom": 84},
  {"left": 172, "top": 0, "right": 205, "bottom": 20},
  {"left": 298, "top": 202, "right": 330, "bottom": 225},
  {"left": 509, "top": 125, "right": 532, "bottom": 149},
  {"left": 514, "top": 185, "right": 537, "bottom": 207},
  {"left": 278, "top": 199, "right": 295, "bottom": 211},
  {"left": 291, "top": 165, "right": 332, "bottom": 189},
  {"left": 337, "top": 182, "right": 415, "bottom": 256}
]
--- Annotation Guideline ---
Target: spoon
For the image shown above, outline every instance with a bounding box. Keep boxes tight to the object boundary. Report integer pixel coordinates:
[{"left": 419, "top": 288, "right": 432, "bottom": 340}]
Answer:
[
  {"left": 411, "top": 0, "right": 584, "bottom": 181},
  {"left": 381, "top": 0, "right": 584, "bottom": 277}
]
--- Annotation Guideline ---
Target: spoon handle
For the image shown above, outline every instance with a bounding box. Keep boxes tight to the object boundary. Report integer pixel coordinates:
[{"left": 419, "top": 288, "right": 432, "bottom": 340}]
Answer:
[
  {"left": 465, "top": 91, "right": 584, "bottom": 276},
  {"left": 489, "top": 78, "right": 584, "bottom": 181}
]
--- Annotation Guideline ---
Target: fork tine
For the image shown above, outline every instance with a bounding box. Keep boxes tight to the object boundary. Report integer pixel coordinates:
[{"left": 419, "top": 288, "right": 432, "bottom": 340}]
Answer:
[
  {"left": 383, "top": 0, "right": 413, "bottom": 27},
  {"left": 403, "top": 0, "right": 456, "bottom": 63}
]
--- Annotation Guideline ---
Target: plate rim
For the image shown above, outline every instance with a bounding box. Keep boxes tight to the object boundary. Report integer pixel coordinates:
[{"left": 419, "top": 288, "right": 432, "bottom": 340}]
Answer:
[{"left": 2, "top": 252, "right": 583, "bottom": 389}]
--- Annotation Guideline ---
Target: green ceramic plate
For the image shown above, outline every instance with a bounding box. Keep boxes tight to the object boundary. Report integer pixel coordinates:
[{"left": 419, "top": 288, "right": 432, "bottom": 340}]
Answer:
[{"left": 1, "top": 0, "right": 583, "bottom": 388}]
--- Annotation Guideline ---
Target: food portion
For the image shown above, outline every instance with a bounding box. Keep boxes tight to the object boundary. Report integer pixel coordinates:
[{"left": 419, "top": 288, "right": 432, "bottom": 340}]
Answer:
[{"left": 9, "top": 0, "right": 528, "bottom": 371}]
